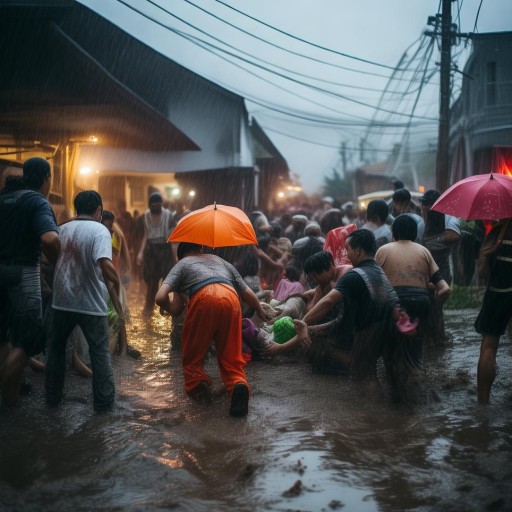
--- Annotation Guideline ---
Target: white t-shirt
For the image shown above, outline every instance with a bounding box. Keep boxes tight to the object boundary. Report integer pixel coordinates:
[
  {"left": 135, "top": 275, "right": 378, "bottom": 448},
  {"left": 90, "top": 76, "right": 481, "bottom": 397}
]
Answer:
[{"left": 52, "top": 219, "right": 113, "bottom": 316}]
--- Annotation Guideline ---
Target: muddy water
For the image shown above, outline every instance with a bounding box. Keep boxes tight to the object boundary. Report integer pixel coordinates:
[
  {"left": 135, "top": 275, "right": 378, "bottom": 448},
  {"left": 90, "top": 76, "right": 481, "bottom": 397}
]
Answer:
[{"left": 1, "top": 293, "right": 511, "bottom": 512}]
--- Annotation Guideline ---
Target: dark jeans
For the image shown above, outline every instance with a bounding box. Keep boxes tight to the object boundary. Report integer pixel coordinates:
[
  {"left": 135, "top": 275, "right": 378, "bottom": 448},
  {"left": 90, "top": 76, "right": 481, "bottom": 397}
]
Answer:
[{"left": 45, "top": 309, "right": 115, "bottom": 411}]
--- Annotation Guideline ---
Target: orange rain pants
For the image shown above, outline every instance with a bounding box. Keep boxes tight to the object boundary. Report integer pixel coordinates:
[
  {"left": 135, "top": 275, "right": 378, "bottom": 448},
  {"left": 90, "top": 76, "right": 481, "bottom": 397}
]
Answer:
[{"left": 181, "top": 283, "right": 248, "bottom": 395}]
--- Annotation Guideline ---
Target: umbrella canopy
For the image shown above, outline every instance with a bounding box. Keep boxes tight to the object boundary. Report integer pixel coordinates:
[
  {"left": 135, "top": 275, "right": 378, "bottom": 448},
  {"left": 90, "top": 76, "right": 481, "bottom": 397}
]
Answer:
[
  {"left": 431, "top": 172, "right": 512, "bottom": 220},
  {"left": 168, "top": 203, "right": 257, "bottom": 248}
]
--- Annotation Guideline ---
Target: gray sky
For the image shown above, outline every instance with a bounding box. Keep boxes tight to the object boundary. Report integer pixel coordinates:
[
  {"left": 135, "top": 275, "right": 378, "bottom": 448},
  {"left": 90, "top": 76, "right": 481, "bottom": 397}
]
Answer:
[{"left": 80, "top": 0, "right": 512, "bottom": 192}]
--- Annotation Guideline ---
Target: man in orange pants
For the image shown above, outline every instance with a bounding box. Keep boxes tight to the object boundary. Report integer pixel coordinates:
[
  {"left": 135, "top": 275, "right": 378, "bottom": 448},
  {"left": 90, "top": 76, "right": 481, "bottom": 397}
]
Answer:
[{"left": 156, "top": 242, "right": 266, "bottom": 417}]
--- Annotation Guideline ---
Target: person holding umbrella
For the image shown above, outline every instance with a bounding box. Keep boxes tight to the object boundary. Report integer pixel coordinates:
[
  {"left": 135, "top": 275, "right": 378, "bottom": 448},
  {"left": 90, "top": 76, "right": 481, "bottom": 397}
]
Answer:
[
  {"left": 156, "top": 242, "right": 267, "bottom": 417},
  {"left": 156, "top": 203, "right": 267, "bottom": 417},
  {"left": 431, "top": 171, "right": 512, "bottom": 403},
  {"left": 475, "top": 218, "right": 512, "bottom": 403}
]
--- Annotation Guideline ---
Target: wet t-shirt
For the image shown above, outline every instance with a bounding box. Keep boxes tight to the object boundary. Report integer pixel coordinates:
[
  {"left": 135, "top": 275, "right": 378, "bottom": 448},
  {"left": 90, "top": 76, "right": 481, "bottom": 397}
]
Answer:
[
  {"left": 163, "top": 254, "right": 249, "bottom": 298},
  {"left": 52, "top": 220, "right": 112, "bottom": 316},
  {"left": 334, "top": 259, "right": 399, "bottom": 332},
  {"left": 0, "top": 188, "right": 58, "bottom": 266},
  {"left": 375, "top": 240, "right": 439, "bottom": 288}
]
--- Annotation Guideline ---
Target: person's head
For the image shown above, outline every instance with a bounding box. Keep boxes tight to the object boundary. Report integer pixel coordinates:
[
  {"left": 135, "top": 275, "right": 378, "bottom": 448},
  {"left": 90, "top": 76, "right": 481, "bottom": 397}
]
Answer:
[
  {"left": 101, "top": 210, "right": 115, "bottom": 233},
  {"left": 74, "top": 190, "right": 103, "bottom": 220},
  {"left": 177, "top": 242, "right": 203, "bottom": 260},
  {"left": 419, "top": 189, "right": 441, "bottom": 211},
  {"left": 303, "top": 251, "right": 335, "bottom": 285},
  {"left": 257, "top": 233, "right": 271, "bottom": 251},
  {"left": 148, "top": 192, "right": 163, "bottom": 214},
  {"left": 284, "top": 264, "right": 301, "bottom": 282},
  {"left": 235, "top": 249, "right": 259, "bottom": 277},
  {"left": 392, "top": 179, "right": 404, "bottom": 191},
  {"left": 346, "top": 229, "right": 376, "bottom": 265},
  {"left": 392, "top": 188, "right": 411, "bottom": 214},
  {"left": 291, "top": 214, "right": 308, "bottom": 231},
  {"left": 320, "top": 208, "right": 343, "bottom": 234},
  {"left": 366, "top": 199, "right": 389, "bottom": 225},
  {"left": 269, "top": 221, "right": 282, "bottom": 239},
  {"left": 304, "top": 221, "right": 322, "bottom": 236},
  {"left": 23, "top": 157, "right": 51, "bottom": 195},
  {"left": 392, "top": 214, "right": 417, "bottom": 242}
]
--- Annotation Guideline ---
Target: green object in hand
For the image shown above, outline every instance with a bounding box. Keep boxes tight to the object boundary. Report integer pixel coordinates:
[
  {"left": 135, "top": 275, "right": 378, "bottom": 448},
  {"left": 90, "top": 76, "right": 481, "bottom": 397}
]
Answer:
[{"left": 272, "top": 316, "right": 296, "bottom": 344}]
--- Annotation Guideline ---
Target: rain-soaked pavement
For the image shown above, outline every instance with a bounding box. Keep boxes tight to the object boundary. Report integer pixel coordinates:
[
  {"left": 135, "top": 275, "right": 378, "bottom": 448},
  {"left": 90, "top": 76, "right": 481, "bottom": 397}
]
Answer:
[{"left": 1, "top": 286, "right": 512, "bottom": 512}]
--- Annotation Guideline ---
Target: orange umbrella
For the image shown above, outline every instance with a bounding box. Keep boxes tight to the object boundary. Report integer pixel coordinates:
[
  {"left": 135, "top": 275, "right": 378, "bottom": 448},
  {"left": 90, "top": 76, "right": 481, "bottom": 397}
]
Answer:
[{"left": 168, "top": 202, "right": 257, "bottom": 248}]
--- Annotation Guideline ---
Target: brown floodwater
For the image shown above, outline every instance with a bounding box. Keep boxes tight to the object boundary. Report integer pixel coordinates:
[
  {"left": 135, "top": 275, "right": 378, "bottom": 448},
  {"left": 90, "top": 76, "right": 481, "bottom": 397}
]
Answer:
[{"left": 1, "top": 287, "right": 511, "bottom": 512}]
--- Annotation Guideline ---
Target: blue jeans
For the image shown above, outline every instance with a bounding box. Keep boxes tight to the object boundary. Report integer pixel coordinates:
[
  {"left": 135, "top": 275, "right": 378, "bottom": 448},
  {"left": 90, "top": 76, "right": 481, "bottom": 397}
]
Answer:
[{"left": 45, "top": 309, "right": 115, "bottom": 411}]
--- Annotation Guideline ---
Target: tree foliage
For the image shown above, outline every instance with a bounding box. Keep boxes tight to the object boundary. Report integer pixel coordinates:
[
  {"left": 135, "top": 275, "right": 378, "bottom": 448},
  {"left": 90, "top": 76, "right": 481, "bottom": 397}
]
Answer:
[{"left": 322, "top": 168, "right": 352, "bottom": 199}]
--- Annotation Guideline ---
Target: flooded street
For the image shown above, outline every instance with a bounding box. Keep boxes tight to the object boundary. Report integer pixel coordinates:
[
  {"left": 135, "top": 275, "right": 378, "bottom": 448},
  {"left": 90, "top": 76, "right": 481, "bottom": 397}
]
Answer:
[{"left": 1, "top": 290, "right": 512, "bottom": 512}]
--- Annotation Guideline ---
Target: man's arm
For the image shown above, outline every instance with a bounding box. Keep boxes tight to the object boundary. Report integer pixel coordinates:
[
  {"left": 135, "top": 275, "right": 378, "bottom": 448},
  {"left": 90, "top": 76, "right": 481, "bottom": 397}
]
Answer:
[
  {"left": 99, "top": 258, "right": 122, "bottom": 319},
  {"left": 40, "top": 231, "right": 60, "bottom": 266},
  {"left": 239, "top": 286, "right": 267, "bottom": 320},
  {"left": 434, "top": 279, "right": 451, "bottom": 303},
  {"left": 155, "top": 283, "right": 174, "bottom": 313},
  {"left": 302, "top": 288, "right": 342, "bottom": 325}
]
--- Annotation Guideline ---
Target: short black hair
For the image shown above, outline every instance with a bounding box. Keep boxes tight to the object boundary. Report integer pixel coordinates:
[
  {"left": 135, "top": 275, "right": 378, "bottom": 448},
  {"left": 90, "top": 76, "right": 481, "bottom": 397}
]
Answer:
[
  {"left": 148, "top": 192, "right": 163, "bottom": 205},
  {"left": 392, "top": 179, "right": 404, "bottom": 190},
  {"left": 392, "top": 188, "right": 411, "bottom": 204},
  {"left": 392, "top": 214, "right": 417, "bottom": 241},
  {"left": 346, "top": 229, "right": 376, "bottom": 256},
  {"left": 284, "top": 264, "right": 301, "bottom": 282},
  {"left": 366, "top": 199, "right": 389, "bottom": 224},
  {"left": 303, "top": 251, "right": 334, "bottom": 275},
  {"left": 74, "top": 190, "right": 102, "bottom": 216},
  {"left": 177, "top": 242, "right": 202, "bottom": 260},
  {"left": 101, "top": 210, "right": 115, "bottom": 222},
  {"left": 23, "top": 157, "right": 50, "bottom": 190}
]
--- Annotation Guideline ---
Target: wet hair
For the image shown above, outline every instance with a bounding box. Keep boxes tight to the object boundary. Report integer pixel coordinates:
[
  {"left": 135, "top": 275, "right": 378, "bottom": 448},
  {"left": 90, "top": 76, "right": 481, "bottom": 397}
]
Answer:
[
  {"left": 392, "top": 179, "right": 404, "bottom": 190},
  {"left": 320, "top": 209, "right": 344, "bottom": 234},
  {"left": 23, "top": 157, "right": 51, "bottom": 190},
  {"left": 366, "top": 199, "right": 389, "bottom": 224},
  {"left": 74, "top": 190, "right": 102, "bottom": 216},
  {"left": 303, "top": 251, "right": 334, "bottom": 275},
  {"left": 284, "top": 264, "right": 301, "bottom": 282},
  {"left": 269, "top": 221, "right": 282, "bottom": 238},
  {"left": 346, "top": 229, "right": 376, "bottom": 257},
  {"left": 392, "top": 188, "right": 411, "bottom": 205},
  {"left": 425, "top": 209, "right": 445, "bottom": 237},
  {"left": 236, "top": 250, "right": 259, "bottom": 277},
  {"left": 148, "top": 192, "right": 163, "bottom": 205},
  {"left": 177, "top": 242, "right": 202, "bottom": 260},
  {"left": 257, "top": 233, "right": 271, "bottom": 251},
  {"left": 392, "top": 214, "right": 417, "bottom": 241},
  {"left": 101, "top": 210, "right": 115, "bottom": 222}
]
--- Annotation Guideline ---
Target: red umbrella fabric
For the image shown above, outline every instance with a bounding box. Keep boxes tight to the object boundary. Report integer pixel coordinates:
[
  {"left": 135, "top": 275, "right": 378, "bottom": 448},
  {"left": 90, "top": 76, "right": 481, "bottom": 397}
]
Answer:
[{"left": 431, "top": 172, "right": 512, "bottom": 220}]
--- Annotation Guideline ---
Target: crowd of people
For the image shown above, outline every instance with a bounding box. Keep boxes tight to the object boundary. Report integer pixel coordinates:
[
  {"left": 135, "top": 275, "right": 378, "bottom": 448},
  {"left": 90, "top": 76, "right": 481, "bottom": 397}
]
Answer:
[{"left": 1, "top": 157, "right": 511, "bottom": 417}]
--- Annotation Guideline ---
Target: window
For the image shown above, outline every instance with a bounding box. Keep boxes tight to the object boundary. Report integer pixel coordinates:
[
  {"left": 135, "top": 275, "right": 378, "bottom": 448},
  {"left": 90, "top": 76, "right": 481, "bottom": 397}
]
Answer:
[{"left": 486, "top": 61, "right": 497, "bottom": 106}]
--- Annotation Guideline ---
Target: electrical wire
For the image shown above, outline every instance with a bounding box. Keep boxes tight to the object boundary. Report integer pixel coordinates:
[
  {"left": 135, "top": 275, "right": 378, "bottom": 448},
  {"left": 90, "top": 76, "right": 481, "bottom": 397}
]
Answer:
[
  {"left": 197, "top": 0, "right": 405, "bottom": 71},
  {"left": 118, "top": 0, "right": 439, "bottom": 121},
  {"left": 141, "top": 0, "right": 420, "bottom": 81},
  {"left": 472, "top": 0, "right": 484, "bottom": 34}
]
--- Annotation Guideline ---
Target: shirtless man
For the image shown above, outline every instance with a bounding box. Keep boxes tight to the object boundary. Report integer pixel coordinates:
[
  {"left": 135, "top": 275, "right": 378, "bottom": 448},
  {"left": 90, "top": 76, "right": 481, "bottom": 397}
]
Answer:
[{"left": 375, "top": 214, "right": 451, "bottom": 403}]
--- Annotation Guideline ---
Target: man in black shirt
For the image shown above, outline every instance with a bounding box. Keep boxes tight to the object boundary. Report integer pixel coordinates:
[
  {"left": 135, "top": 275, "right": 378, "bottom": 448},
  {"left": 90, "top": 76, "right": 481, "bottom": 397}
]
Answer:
[
  {"left": 302, "top": 229, "right": 400, "bottom": 391},
  {"left": 0, "top": 158, "right": 60, "bottom": 406}
]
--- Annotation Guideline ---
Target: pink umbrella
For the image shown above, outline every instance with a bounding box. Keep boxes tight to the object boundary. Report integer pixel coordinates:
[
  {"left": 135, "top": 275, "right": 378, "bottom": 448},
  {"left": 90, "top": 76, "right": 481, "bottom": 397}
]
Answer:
[{"left": 431, "top": 172, "right": 512, "bottom": 220}]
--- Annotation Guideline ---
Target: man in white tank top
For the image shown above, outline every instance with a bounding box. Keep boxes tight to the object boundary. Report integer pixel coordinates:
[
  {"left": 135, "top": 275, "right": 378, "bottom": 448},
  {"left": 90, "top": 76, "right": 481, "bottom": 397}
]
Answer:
[{"left": 136, "top": 193, "right": 174, "bottom": 317}]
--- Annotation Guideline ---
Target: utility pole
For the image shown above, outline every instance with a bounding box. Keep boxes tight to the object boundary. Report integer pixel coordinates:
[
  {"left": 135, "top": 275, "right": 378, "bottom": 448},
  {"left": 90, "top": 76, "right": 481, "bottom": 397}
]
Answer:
[
  {"left": 340, "top": 141, "right": 347, "bottom": 175},
  {"left": 436, "top": 0, "right": 452, "bottom": 192}
]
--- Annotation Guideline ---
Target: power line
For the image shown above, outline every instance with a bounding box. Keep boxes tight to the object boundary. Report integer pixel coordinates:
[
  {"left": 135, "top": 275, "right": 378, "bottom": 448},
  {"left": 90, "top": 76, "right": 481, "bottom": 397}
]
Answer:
[
  {"left": 142, "top": 0, "right": 418, "bottom": 80},
  {"left": 173, "top": 25, "right": 438, "bottom": 121},
  {"left": 472, "top": 0, "right": 484, "bottom": 34},
  {"left": 195, "top": 0, "right": 405, "bottom": 71},
  {"left": 117, "top": 0, "right": 437, "bottom": 121}
]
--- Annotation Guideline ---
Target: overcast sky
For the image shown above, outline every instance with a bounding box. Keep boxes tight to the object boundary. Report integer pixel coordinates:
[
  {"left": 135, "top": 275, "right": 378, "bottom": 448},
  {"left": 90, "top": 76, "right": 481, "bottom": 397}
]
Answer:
[{"left": 80, "top": 0, "right": 512, "bottom": 192}]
